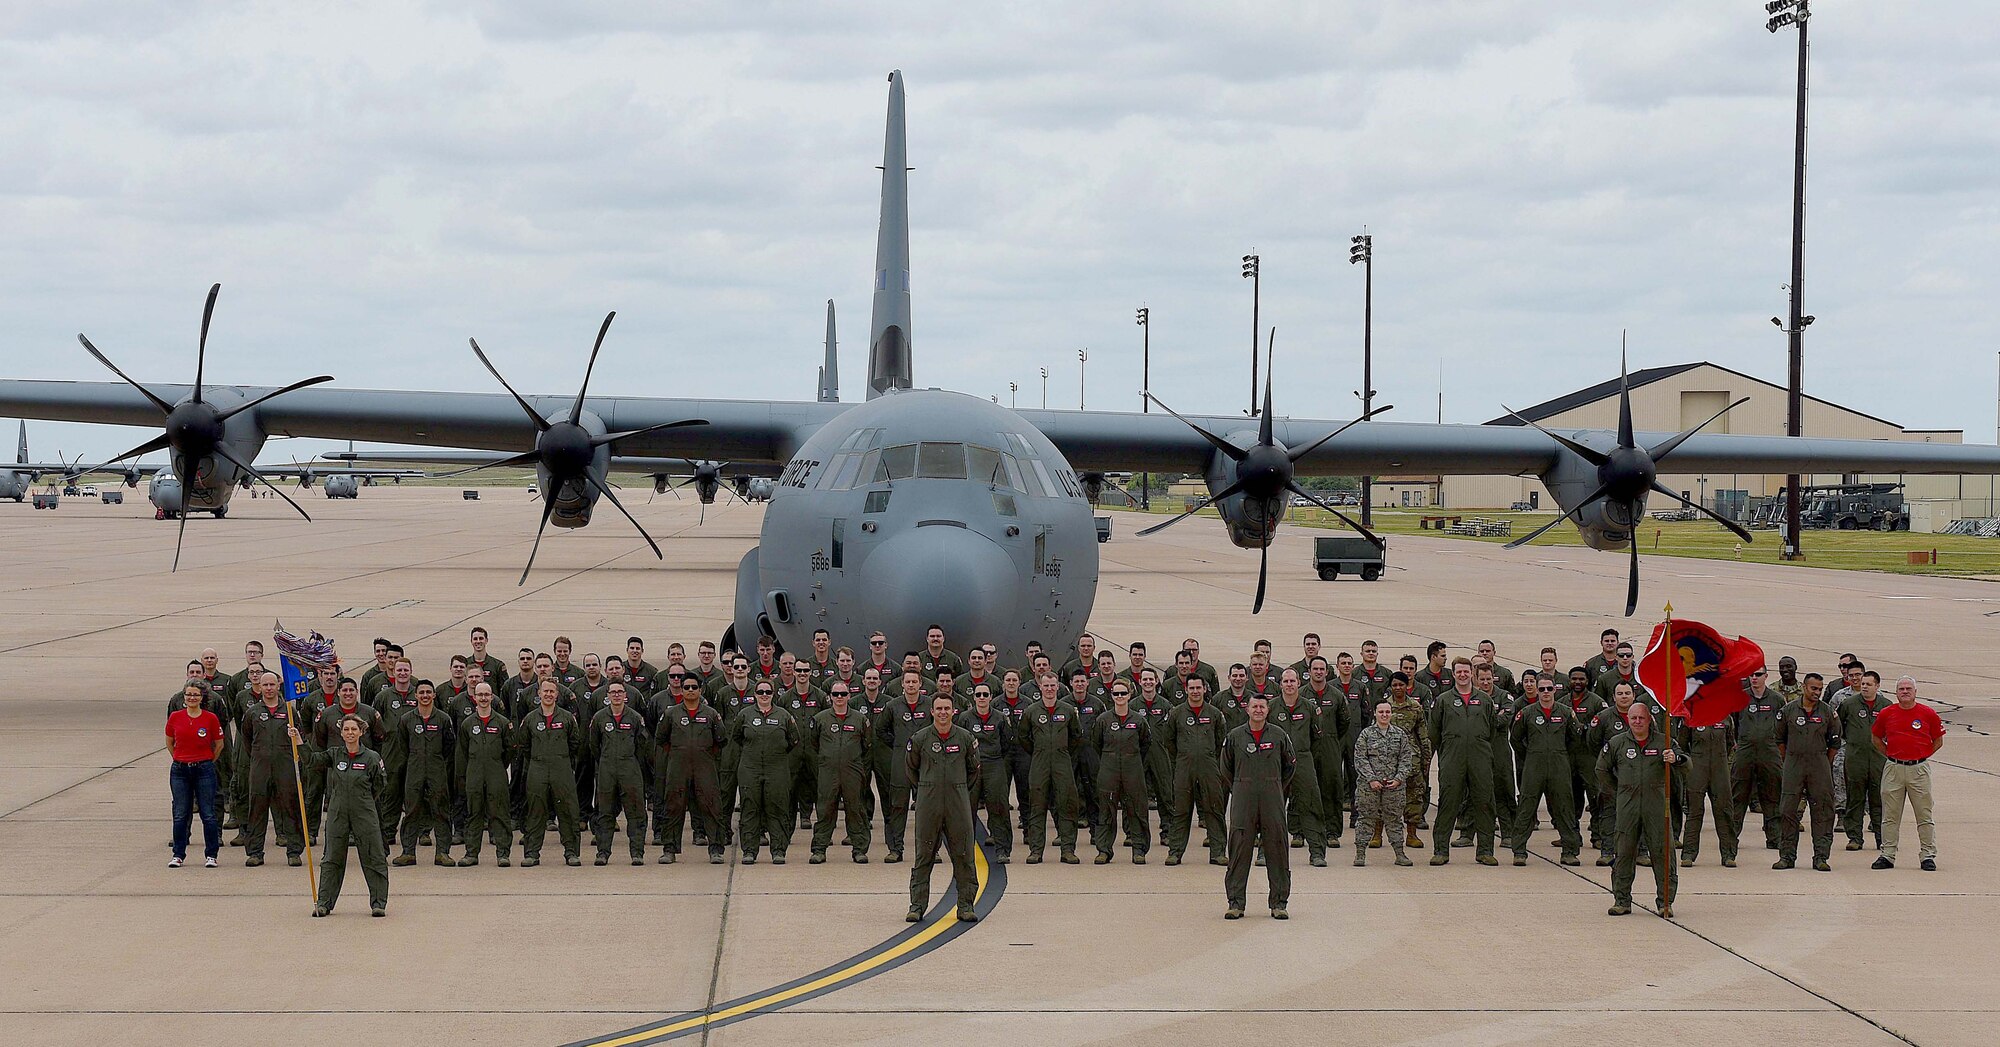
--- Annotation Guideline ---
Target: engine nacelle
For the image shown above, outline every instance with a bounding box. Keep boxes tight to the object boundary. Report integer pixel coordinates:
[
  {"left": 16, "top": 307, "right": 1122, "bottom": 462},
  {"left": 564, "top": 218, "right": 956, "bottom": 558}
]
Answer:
[
  {"left": 1540, "top": 441, "right": 1647, "bottom": 551},
  {"left": 1202, "top": 433, "right": 1287, "bottom": 549}
]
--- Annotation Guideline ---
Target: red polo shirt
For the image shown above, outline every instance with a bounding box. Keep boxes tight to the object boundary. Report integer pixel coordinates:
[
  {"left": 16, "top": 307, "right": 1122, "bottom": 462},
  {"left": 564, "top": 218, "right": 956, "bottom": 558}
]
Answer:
[
  {"left": 1872, "top": 701, "right": 1944, "bottom": 762},
  {"left": 165, "top": 709, "right": 223, "bottom": 763}
]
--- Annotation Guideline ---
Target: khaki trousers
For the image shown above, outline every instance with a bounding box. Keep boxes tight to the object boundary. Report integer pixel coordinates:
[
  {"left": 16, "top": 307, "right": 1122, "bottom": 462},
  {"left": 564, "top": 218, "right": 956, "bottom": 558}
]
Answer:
[{"left": 1879, "top": 761, "right": 1936, "bottom": 861}]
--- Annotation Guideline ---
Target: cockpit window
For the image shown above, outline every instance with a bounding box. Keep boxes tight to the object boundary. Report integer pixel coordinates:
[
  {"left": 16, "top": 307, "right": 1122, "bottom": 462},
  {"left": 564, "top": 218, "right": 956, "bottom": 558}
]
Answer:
[
  {"left": 1028, "top": 458, "right": 1060, "bottom": 499},
  {"left": 831, "top": 454, "right": 864, "bottom": 490},
  {"left": 877, "top": 444, "right": 916, "bottom": 481},
  {"left": 967, "top": 445, "right": 1006, "bottom": 488},
  {"left": 917, "top": 442, "right": 967, "bottom": 479}
]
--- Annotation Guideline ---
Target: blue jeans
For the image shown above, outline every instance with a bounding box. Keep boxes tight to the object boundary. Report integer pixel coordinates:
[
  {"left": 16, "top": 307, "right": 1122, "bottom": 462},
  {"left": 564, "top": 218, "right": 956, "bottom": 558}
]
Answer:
[{"left": 171, "top": 761, "right": 222, "bottom": 859}]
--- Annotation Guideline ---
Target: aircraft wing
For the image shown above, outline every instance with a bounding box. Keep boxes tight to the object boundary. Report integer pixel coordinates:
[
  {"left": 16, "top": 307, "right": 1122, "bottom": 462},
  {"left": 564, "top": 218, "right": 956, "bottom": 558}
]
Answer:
[
  {"left": 322, "top": 448, "right": 782, "bottom": 477},
  {"left": 1023, "top": 410, "right": 2000, "bottom": 478},
  {"left": 0, "top": 381, "right": 840, "bottom": 467}
]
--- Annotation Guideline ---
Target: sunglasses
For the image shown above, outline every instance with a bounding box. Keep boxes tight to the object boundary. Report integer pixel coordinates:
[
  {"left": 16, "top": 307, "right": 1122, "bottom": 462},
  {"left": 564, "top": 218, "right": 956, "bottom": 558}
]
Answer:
[
  {"left": 870, "top": 640, "right": 887, "bottom": 645},
  {"left": 1538, "top": 685, "right": 1556, "bottom": 692},
  {"left": 755, "top": 688, "right": 773, "bottom": 695}
]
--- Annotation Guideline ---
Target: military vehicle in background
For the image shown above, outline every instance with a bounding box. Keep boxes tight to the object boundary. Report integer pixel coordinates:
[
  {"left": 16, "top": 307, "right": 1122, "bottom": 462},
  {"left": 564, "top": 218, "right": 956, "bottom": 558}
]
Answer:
[{"left": 1799, "top": 482, "right": 1907, "bottom": 531}]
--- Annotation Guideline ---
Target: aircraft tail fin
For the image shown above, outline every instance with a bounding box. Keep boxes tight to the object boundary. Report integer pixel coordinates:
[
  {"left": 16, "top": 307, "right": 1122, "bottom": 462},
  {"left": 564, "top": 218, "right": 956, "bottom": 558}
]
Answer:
[
  {"left": 866, "top": 70, "right": 912, "bottom": 399},
  {"left": 819, "top": 300, "right": 839, "bottom": 402},
  {"left": 16, "top": 421, "right": 25, "bottom": 465}
]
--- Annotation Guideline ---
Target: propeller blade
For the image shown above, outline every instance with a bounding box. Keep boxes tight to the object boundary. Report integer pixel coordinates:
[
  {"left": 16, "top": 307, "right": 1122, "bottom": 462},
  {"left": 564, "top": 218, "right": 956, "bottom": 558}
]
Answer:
[
  {"left": 195, "top": 283, "right": 219, "bottom": 404},
  {"left": 1503, "top": 484, "right": 1611, "bottom": 549},
  {"left": 665, "top": 476, "right": 683, "bottom": 500},
  {"left": 1501, "top": 405, "right": 1610, "bottom": 468},
  {"left": 1625, "top": 536, "right": 1640, "bottom": 618},
  {"left": 211, "top": 444, "right": 312, "bottom": 523},
  {"left": 1287, "top": 404, "right": 1394, "bottom": 464},
  {"left": 1287, "top": 482, "right": 1386, "bottom": 549},
  {"left": 77, "top": 335, "right": 175, "bottom": 414},
  {"left": 431, "top": 450, "right": 542, "bottom": 479},
  {"left": 1616, "top": 347, "right": 1634, "bottom": 450},
  {"left": 172, "top": 499, "right": 191, "bottom": 572},
  {"left": 214, "top": 375, "right": 336, "bottom": 424},
  {"left": 572, "top": 311, "right": 615, "bottom": 426},
  {"left": 1251, "top": 504, "right": 1272, "bottom": 614},
  {"left": 1646, "top": 397, "right": 1751, "bottom": 463},
  {"left": 519, "top": 493, "right": 560, "bottom": 586},
  {"left": 469, "top": 338, "right": 551, "bottom": 433},
  {"left": 590, "top": 417, "right": 708, "bottom": 448},
  {"left": 1144, "top": 392, "right": 1247, "bottom": 463},
  {"left": 1257, "top": 329, "right": 1275, "bottom": 447},
  {"left": 698, "top": 500, "right": 706, "bottom": 526},
  {"left": 1136, "top": 479, "right": 1246, "bottom": 537},
  {"left": 587, "top": 473, "right": 662, "bottom": 560},
  {"left": 1650, "top": 481, "right": 1755, "bottom": 543},
  {"left": 93, "top": 432, "right": 174, "bottom": 468}
]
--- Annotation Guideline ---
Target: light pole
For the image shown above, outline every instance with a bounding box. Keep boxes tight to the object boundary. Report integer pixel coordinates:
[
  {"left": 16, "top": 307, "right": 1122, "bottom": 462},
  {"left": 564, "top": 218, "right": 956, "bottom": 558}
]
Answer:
[
  {"left": 1241, "top": 254, "right": 1260, "bottom": 415},
  {"left": 1077, "top": 348, "right": 1088, "bottom": 410},
  {"left": 1136, "top": 306, "right": 1150, "bottom": 509},
  {"left": 1009, "top": 381, "right": 1018, "bottom": 409},
  {"left": 1039, "top": 367, "right": 1048, "bottom": 409},
  {"left": 1349, "top": 232, "right": 1374, "bottom": 527},
  {"left": 1768, "top": 0, "right": 1812, "bottom": 559}
]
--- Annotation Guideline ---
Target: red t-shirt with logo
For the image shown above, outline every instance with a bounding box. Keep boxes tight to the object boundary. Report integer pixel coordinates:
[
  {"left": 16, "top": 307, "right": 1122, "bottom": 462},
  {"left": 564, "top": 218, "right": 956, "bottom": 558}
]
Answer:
[
  {"left": 1871, "top": 702, "right": 1945, "bottom": 762},
  {"left": 165, "top": 710, "right": 223, "bottom": 763}
]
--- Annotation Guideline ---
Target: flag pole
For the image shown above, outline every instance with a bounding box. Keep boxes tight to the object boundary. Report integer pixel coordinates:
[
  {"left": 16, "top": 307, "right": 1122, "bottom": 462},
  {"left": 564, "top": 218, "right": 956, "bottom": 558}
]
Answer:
[
  {"left": 280, "top": 676, "right": 319, "bottom": 905},
  {"left": 1660, "top": 601, "right": 1676, "bottom": 920}
]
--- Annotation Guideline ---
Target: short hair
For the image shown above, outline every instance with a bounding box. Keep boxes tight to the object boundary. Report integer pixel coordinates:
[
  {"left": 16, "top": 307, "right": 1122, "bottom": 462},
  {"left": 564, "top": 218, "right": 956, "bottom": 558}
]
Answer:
[
  {"left": 1390, "top": 671, "right": 1410, "bottom": 684},
  {"left": 1427, "top": 641, "right": 1447, "bottom": 658},
  {"left": 1804, "top": 672, "right": 1823, "bottom": 684},
  {"left": 1846, "top": 660, "right": 1866, "bottom": 672},
  {"left": 394, "top": 657, "right": 413, "bottom": 669},
  {"left": 386, "top": 645, "right": 404, "bottom": 657},
  {"left": 470, "top": 626, "right": 488, "bottom": 640},
  {"left": 1862, "top": 670, "right": 1881, "bottom": 684},
  {"left": 554, "top": 636, "right": 573, "bottom": 649},
  {"left": 186, "top": 659, "right": 203, "bottom": 671},
  {"left": 373, "top": 637, "right": 391, "bottom": 649},
  {"left": 1361, "top": 639, "right": 1379, "bottom": 649},
  {"left": 1541, "top": 646, "right": 1557, "bottom": 657},
  {"left": 1615, "top": 643, "right": 1634, "bottom": 655},
  {"left": 1128, "top": 641, "right": 1146, "bottom": 653},
  {"left": 1627, "top": 703, "right": 1652, "bottom": 719},
  {"left": 698, "top": 640, "right": 716, "bottom": 652},
  {"left": 1302, "top": 632, "right": 1320, "bottom": 643},
  {"left": 813, "top": 628, "right": 830, "bottom": 639},
  {"left": 605, "top": 656, "right": 624, "bottom": 668},
  {"left": 1229, "top": 662, "right": 1247, "bottom": 674},
  {"left": 341, "top": 713, "right": 368, "bottom": 729},
  {"left": 1896, "top": 675, "right": 1916, "bottom": 688},
  {"left": 627, "top": 636, "right": 644, "bottom": 648},
  {"left": 246, "top": 640, "right": 265, "bottom": 653},
  {"left": 1601, "top": 629, "right": 1619, "bottom": 640},
  {"left": 415, "top": 679, "right": 435, "bottom": 693},
  {"left": 927, "top": 623, "right": 944, "bottom": 634},
  {"left": 518, "top": 646, "right": 534, "bottom": 656},
  {"left": 1451, "top": 656, "right": 1473, "bottom": 669},
  {"left": 450, "top": 654, "right": 468, "bottom": 667}
]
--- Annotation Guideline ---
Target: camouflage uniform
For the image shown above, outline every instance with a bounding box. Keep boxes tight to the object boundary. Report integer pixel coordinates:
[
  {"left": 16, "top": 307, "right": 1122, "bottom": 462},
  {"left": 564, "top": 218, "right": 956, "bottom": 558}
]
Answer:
[
  {"left": 1350, "top": 723, "right": 1415, "bottom": 866},
  {"left": 1384, "top": 694, "right": 1431, "bottom": 831}
]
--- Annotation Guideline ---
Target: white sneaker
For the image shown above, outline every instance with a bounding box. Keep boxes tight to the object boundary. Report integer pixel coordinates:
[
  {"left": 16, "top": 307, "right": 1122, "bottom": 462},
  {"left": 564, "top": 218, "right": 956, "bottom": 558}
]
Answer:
[
  {"left": 168, "top": 857, "right": 184, "bottom": 868},
  {"left": 204, "top": 857, "right": 218, "bottom": 868}
]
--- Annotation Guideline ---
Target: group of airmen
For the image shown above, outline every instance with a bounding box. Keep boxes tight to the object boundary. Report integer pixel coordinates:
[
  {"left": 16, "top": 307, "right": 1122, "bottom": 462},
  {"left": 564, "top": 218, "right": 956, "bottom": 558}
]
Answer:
[{"left": 170, "top": 624, "right": 1908, "bottom": 920}]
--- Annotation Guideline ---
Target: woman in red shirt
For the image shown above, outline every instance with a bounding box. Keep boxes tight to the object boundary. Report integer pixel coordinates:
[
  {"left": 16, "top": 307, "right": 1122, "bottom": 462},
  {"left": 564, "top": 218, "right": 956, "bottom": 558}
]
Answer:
[{"left": 165, "top": 683, "right": 226, "bottom": 868}]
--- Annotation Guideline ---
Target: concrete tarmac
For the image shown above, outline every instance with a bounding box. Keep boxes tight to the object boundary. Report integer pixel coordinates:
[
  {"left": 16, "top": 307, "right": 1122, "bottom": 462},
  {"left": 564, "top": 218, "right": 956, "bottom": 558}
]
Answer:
[{"left": 1, "top": 490, "right": 1994, "bottom": 1046}]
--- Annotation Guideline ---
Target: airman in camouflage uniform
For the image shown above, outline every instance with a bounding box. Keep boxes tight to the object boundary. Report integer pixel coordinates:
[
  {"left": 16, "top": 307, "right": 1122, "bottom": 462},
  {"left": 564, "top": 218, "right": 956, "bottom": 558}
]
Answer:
[
  {"left": 1383, "top": 674, "right": 1429, "bottom": 848},
  {"left": 1351, "top": 702, "right": 1415, "bottom": 867}
]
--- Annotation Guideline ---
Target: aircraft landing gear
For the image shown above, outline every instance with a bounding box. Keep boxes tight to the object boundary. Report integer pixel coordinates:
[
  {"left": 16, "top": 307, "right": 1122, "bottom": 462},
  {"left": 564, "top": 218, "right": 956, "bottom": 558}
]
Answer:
[{"left": 211, "top": 507, "right": 227, "bottom": 518}]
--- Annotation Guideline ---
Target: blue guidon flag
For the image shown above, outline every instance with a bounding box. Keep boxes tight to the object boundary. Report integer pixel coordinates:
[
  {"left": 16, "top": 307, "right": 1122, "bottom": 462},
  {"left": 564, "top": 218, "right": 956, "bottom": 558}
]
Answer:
[
  {"left": 272, "top": 621, "right": 339, "bottom": 705},
  {"left": 1637, "top": 616, "right": 1764, "bottom": 729}
]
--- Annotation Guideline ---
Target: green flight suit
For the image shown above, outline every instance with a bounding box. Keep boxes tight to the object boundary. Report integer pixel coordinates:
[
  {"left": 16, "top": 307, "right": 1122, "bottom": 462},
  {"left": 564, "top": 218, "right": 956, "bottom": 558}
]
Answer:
[
  {"left": 588, "top": 705, "right": 652, "bottom": 861},
  {"left": 732, "top": 706, "right": 798, "bottom": 859},
  {"left": 961, "top": 708, "right": 1015, "bottom": 860},
  {"left": 1776, "top": 698, "right": 1840, "bottom": 864},
  {"left": 1019, "top": 698, "right": 1083, "bottom": 855},
  {"left": 658, "top": 701, "right": 727, "bottom": 859},
  {"left": 1596, "top": 732, "right": 1684, "bottom": 910},
  {"left": 1731, "top": 690, "right": 1785, "bottom": 849},
  {"left": 393, "top": 705, "right": 456, "bottom": 862},
  {"left": 1089, "top": 707, "right": 1153, "bottom": 859},
  {"left": 874, "top": 696, "right": 933, "bottom": 858},
  {"left": 1305, "top": 686, "right": 1352, "bottom": 842},
  {"left": 782, "top": 686, "right": 828, "bottom": 828},
  {"left": 1429, "top": 689, "right": 1499, "bottom": 861},
  {"left": 513, "top": 707, "right": 583, "bottom": 861},
  {"left": 238, "top": 699, "right": 305, "bottom": 861},
  {"left": 1222, "top": 723, "right": 1296, "bottom": 912},
  {"left": 1677, "top": 718, "right": 1738, "bottom": 863},
  {"left": 1134, "top": 697, "right": 1175, "bottom": 816},
  {"left": 300, "top": 742, "right": 390, "bottom": 913},
  {"left": 1837, "top": 693, "right": 1888, "bottom": 847},
  {"left": 1267, "top": 697, "right": 1328, "bottom": 860},
  {"left": 455, "top": 708, "right": 514, "bottom": 861},
  {"left": 810, "top": 706, "right": 875, "bottom": 856},
  {"left": 307, "top": 700, "right": 385, "bottom": 839},
  {"left": 1162, "top": 700, "right": 1230, "bottom": 863},
  {"left": 1510, "top": 701, "right": 1583, "bottom": 860},
  {"left": 907, "top": 723, "right": 980, "bottom": 914}
]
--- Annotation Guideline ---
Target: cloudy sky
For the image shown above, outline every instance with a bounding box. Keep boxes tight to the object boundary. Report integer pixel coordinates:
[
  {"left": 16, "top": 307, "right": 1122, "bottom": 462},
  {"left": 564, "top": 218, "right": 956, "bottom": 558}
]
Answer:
[{"left": 3, "top": 0, "right": 1996, "bottom": 462}]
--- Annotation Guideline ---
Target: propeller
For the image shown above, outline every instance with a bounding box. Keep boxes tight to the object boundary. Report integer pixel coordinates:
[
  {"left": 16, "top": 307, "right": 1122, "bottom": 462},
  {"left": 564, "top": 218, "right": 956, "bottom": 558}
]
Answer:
[
  {"left": 1502, "top": 351, "right": 1751, "bottom": 616},
  {"left": 76, "top": 283, "right": 333, "bottom": 569},
  {"left": 442, "top": 311, "right": 708, "bottom": 584},
  {"left": 1139, "top": 328, "right": 1392, "bottom": 613},
  {"left": 292, "top": 457, "right": 316, "bottom": 489}
]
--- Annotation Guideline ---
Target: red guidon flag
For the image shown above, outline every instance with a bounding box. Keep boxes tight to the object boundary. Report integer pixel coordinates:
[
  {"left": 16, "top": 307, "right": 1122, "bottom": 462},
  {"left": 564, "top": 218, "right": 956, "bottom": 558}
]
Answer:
[{"left": 1637, "top": 618, "right": 1765, "bottom": 729}]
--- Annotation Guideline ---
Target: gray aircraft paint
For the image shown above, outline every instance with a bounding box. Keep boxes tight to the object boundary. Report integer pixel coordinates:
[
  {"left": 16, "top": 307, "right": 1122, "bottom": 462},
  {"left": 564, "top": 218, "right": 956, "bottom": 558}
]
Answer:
[
  {"left": 866, "top": 70, "right": 912, "bottom": 400},
  {"left": 818, "top": 300, "right": 839, "bottom": 404}
]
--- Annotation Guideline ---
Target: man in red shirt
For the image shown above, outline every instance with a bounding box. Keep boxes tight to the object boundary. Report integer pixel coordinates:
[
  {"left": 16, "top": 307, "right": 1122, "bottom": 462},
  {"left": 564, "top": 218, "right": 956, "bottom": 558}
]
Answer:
[
  {"left": 165, "top": 683, "right": 226, "bottom": 868},
  {"left": 1871, "top": 676, "right": 1946, "bottom": 871}
]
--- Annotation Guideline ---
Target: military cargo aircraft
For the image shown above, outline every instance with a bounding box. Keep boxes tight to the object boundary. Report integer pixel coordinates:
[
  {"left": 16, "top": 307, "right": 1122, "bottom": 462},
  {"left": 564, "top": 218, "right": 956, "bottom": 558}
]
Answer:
[{"left": 8, "top": 71, "right": 2000, "bottom": 659}]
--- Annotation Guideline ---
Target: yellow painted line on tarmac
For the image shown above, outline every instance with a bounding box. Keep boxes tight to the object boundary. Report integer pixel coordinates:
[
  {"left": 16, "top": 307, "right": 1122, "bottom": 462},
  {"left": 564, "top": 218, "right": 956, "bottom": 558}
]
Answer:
[{"left": 571, "top": 828, "right": 1000, "bottom": 1046}]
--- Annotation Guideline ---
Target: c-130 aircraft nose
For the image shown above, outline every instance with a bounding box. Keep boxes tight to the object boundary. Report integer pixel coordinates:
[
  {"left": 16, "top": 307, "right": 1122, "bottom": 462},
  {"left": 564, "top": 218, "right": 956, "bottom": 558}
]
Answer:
[{"left": 857, "top": 522, "right": 1016, "bottom": 653}]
